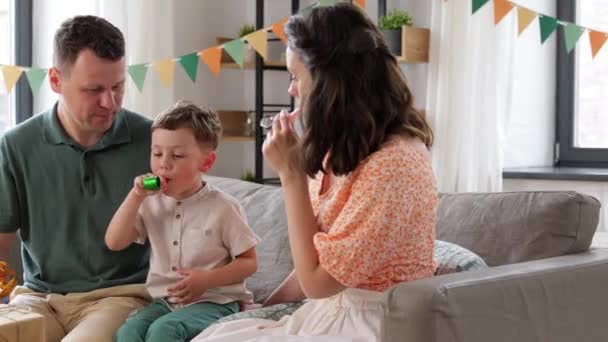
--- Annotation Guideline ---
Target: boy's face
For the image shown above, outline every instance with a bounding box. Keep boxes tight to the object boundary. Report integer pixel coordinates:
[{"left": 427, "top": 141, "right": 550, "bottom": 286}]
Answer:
[{"left": 150, "top": 128, "right": 215, "bottom": 200}]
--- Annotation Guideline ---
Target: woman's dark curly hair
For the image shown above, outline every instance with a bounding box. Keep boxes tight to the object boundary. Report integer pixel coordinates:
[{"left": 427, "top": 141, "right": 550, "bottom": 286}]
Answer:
[{"left": 285, "top": 3, "right": 433, "bottom": 177}]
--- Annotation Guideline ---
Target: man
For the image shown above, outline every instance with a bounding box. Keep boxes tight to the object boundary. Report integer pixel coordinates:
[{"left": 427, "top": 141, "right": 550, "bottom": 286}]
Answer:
[{"left": 0, "top": 15, "right": 152, "bottom": 341}]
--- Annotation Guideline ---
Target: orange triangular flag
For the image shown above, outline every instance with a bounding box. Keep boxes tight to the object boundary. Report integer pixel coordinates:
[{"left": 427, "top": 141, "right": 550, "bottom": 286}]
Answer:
[
  {"left": 589, "top": 30, "right": 608, "bottom": 59},
  {"left": 1, "top": 65, "right": 23, "bottom": 93},
  {"left": 271, "top": 18, "right": 288, "bottom": 43},
  {"left": 494, "top": 0, "right": 514, "bottom": 25},
  {"left": 245, "top": 30, "right": 268, "bottom": 59},
  {"left": 517, "top": 7, "right": 536, "bottom": 35},
  {"left": 200, "top": 47, "right": 222, "bottom": 77},
  {"left": 153, "top": 59, "right": 176, "bottom": 88},
  {"left": 355, "top": 0, "right": 365, "bottom": 8}
]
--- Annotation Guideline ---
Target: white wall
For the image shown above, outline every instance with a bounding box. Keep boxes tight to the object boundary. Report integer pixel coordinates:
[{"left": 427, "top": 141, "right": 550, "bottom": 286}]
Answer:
[{"left": 30, "top": 0, "right": 432, "bottom": 179}]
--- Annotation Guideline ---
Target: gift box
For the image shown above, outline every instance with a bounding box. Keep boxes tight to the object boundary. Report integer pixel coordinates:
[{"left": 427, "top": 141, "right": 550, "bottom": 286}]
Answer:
[{"left": 0, "top": 305, "right": 45, "bottom": 342}]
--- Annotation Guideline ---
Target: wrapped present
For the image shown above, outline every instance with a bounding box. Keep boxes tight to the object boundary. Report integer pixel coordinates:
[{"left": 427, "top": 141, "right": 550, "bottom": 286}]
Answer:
[
  {"left": 0, "top": 305, "right": 45, "bottom": 342},
  {"left": 0, "top": 262, "right": 17, "bottom": 303}
]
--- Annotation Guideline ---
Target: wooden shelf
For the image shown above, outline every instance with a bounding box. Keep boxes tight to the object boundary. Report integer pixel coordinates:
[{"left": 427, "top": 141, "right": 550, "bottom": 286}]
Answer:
[
  {"left": 222, "top": 135, "right": 255, "bottom": 142},
  {"left": 396, "top": 26, "right": 430, "bottom": 64}
]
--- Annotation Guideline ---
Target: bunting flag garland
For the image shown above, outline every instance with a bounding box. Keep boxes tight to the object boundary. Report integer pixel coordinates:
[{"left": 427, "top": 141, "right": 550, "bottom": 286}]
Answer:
[
  {"left": 589, "top": 30, "right": 608, "bottom": 58},
  {"left": 271, "top": 18, "right": 289, "bottom": 44},
  {"left": 472, "top": 0, "right": 490, "bottom": 15},
  {"left": 127, "top": 63, "right": 148, "bottom": 92},
  {"left": 200, "top": 47, "right": 222, "bottom": 77},
  {"left": 1, "top": 65, "right": 23, "bottom": 93},
  {"left": 179, "top": 53, "right": 199, "bottom": 82},
  {"left": 538, "top": 15, "right": 558, "bottom": 44},
  {"left": 563, "top": 23, "right": 585, "bottom": 53},
  {"left": 517, "top": 7, "right": 536, "bottom": 36},
  {"left": 244, "top": 30, "right": 268, "bottom": 59},
  {"left": 223, "top": 39, "right": 246, "bottom": 68},
  {"left": 154, "top": 59, "right": 176, "bottom": 88},
  {"left": 0, "top": 1, "right": 367, "bottom": 94},
  {"left": 473, "top": 0, "right": 608, "bottom": 59},
  {"left": 493, "top": 0, "right": 513, "bottom": 25},
  {"left": 24, "top": 68, "right": 47, "bottom": 95}
]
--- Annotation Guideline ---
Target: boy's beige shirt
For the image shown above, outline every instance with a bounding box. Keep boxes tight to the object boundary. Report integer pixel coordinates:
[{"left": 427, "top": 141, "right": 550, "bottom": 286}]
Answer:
[{"left": 135, "top": 183, "right": 258, "bottom": 306}]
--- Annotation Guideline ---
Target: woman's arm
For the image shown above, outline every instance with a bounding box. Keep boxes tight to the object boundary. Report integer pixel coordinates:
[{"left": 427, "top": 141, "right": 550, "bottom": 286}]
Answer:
[
  {"left": 280, "top": 174, "right": 346, "bottom": 299},
  {"left": 262, "top": 270, "right": 306, "bottom": 306}
]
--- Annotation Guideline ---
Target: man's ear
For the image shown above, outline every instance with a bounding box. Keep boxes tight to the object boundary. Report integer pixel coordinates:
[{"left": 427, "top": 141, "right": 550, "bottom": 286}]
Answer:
[
  {"left": 48, "top": 67, "right": 62, "bottom": 94},
  {"left": 200, "top": 151, "right": 216, "bottom": 173}
]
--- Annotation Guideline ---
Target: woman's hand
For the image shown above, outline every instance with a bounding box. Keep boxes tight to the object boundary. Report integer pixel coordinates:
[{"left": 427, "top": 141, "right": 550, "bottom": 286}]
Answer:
[{"left": 262, "top": 109, "right": 301, "bottom": 180}]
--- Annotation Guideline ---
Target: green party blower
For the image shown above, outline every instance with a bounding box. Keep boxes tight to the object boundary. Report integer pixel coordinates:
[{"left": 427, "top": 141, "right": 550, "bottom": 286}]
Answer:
[{"left": 142, "top": 176, "right": 161, "bottom": 190}]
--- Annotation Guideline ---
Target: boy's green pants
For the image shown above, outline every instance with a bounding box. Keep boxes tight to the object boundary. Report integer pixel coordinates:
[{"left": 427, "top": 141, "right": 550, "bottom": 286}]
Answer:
[{"left": 115, "top": 298, "right": 239, "bottom": 342}]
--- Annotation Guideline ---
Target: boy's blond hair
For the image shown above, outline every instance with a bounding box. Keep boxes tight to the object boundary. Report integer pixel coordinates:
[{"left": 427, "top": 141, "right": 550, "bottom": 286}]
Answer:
[{"left": 152, "top": 101, "right": 222, "bottom": 150}]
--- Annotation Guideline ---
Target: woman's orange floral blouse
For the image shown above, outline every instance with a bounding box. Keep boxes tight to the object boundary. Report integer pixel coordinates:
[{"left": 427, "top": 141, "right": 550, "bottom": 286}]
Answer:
[{"left": 311, "top": 138, "right": 438, "bottom": 292}]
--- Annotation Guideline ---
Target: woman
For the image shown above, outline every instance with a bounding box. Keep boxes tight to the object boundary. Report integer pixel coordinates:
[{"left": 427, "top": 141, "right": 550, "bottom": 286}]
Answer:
[{"left": 194, "top": 3, "right": 437, "bottom": 341}]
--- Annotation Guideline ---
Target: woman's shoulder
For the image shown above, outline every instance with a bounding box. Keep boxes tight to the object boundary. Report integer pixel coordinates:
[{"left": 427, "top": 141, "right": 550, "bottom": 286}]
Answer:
[{"left": 360, "top": 136, "right": 432, "bottom": 175}]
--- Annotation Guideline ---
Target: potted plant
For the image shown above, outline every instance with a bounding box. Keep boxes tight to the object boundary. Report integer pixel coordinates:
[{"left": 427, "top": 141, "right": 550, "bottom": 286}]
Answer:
[
  {"left": 378, "top": 9, "right": 413, "bottom": 56},
  {"left": 238, "top": 24, "right": 257, "bottom": 64},
  {"left": 238, "top": 24, "right": 256, "bottom": 38}
]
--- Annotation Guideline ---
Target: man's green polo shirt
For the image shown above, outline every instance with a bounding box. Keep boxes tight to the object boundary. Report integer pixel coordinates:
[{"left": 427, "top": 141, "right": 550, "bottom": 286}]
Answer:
[{"left": 0, "top": 104, "right": 152, "bottom": 294}]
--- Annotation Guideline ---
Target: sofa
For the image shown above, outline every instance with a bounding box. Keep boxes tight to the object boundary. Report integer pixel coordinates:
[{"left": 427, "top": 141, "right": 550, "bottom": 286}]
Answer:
[
  {"left": 204, "top": 176, "right": 608, "bottom": 342},
  {"left": 6, "top": 176, "right": 608, "bottom": 341}
]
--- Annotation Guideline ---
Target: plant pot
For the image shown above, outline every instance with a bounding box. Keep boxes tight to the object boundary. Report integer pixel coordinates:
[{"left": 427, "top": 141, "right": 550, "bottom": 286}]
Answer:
[{"left": 382, "top": 28, "right": 402, "bottom": 56}]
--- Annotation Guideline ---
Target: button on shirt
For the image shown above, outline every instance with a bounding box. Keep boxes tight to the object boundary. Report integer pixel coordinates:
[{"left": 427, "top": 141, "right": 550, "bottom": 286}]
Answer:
[{"left": 135, "top": 183, "right": 258, "bottom": 305}]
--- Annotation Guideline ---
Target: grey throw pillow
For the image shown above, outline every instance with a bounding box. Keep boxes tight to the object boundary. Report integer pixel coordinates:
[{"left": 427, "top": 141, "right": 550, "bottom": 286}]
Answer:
[{"left": 434, "top": 240, "right": 488, "bottom": 275}]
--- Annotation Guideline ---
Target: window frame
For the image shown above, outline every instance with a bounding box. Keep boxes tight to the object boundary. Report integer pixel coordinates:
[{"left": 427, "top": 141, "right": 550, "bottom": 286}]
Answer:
[
  {"left": 13, "top": 0, "right": 33, "bottom": 125},
  {"left": 556, "top": 0, "right": 608, "bottom": 167}
]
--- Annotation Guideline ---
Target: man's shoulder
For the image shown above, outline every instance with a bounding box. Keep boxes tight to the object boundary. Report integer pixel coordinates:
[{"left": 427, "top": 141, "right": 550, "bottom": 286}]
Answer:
[
  {"left": 120, "top": 109, "right": 152, "bottom": 130},
  {"left": 0, "top": 109, "right": 49, "bottom": 147}
]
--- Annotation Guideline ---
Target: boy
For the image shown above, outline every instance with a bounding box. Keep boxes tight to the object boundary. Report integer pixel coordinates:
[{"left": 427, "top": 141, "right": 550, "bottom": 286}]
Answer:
[{"left": 105, "top": 101, "right": 258, "bottom": 341}]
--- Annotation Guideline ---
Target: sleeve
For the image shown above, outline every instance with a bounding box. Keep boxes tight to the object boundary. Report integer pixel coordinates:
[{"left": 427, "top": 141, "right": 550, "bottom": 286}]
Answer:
[
  {"left": 313, "top": 150, "right": 437, "bottom": 288},
  {"left": 0, "top": 135, "right": 20, "bottom": 232},
  {"left": 221, "top": 198, "right": 259, "bottom": 257}
]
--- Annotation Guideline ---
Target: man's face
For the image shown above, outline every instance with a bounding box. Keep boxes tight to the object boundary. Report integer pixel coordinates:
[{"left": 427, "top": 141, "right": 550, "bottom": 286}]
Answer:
[{"left": 50, "top": 48, "right": 126, "bottom": 138}]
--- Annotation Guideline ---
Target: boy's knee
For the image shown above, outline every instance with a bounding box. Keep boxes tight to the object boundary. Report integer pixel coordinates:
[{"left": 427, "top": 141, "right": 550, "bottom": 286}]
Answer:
[
  {"left": 146, "top": 320, "right": 187, "bottom": 341},
  {"left": 115, "top": 320, "right": 146, "bottom": 342}
]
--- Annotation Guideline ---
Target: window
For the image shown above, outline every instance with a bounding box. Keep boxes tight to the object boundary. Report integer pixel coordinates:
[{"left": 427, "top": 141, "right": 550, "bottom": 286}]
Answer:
[
  {"left": 0, "top": 0, "right": 13, "bottom": 134},
  {"left": 0, "top": 0, "right": 32, "bottom": 135},
  {"left": 557, "top": 0, "right": 608, "bottom": 166}
]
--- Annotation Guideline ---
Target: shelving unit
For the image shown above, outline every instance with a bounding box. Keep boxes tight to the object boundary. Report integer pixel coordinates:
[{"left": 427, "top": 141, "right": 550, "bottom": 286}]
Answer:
[
  {"left": 253, "top": 0, "right": 299, "bottom": 184},
  {"left": 250, "top": 0, "right": 428, "bottom": 183}
]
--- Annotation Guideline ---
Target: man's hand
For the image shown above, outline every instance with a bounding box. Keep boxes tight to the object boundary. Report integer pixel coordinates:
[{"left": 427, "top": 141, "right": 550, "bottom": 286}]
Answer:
[{"left": 167, "top": 269, "right": 209, "bottom": 304}]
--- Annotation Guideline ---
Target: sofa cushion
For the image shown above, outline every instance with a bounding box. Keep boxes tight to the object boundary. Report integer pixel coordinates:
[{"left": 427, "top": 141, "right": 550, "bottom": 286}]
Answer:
[
  {"left": 434, "top": 240, "right": 488, "bottom": 275},
  {"left": 207, "top": 176, "right": 293, "bottom": 303},
  {"left": 436, "top": 191, "right": 600, "bottom": 266}
]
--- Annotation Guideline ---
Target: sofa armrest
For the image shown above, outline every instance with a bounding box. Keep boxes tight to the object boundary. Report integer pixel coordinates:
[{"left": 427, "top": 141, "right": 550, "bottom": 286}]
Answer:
[{"left": 383, "top": 249, "right": 608, "bottom": 342}]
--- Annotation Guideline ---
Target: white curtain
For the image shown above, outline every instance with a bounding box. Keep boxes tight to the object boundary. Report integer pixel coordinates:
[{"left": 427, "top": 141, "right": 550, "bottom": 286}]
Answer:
[
  {"left": 33, "top": 0, "right": 175, "bottom": 118},
  {"left": 426, "top": 0, "right": 516, "bottom": 192},
  {"left": 97, "top": 0, "right": 175, "bottom": 119}
]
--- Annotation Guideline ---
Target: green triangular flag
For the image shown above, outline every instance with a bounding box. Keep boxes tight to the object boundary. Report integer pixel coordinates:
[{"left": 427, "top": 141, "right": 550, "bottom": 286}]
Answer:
[
  {"left": 223, "top": 39, "right": 246, "bottom": 68},
  {"left": 539, "top": 15, "right": 558, "bottom": 44},
  {"left": 128, "top": 63, "right": 148, "bottom": 92},
  {"left": 24, "top": 68, "right": 47, "bottom": 95},
  {"left": 318, "top": 0, "right": 338, "bottom": 6},
  {"left": 300, "top": 3, "right": 316, "bottom": 17},
  {"left": 179, "top": 53, "right": 199, "bottom": 82},
  {"left": 563, "top": 23, "right": 585, "bottom": 53},
  {"left": 472, "top": 0, "right": 490, "bottom": 15}
]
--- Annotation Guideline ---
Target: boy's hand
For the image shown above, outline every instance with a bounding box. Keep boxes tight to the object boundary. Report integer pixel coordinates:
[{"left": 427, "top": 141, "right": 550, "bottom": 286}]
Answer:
[
  {"left": 132, "top": 173, "right": 166, "bottom": 198},
  {"left": 167, "top": 269, "right": 209, "bottom": 304}
]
